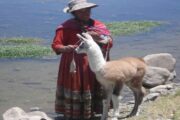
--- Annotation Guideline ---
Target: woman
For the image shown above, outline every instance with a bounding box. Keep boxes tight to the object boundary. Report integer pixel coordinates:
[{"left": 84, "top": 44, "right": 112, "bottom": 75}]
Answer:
[{"left": 51, "top": 0, "right": 113, "bottom": 120}]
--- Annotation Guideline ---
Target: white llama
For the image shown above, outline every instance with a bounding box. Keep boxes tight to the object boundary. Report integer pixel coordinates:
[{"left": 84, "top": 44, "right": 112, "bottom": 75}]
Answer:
[{"left": 75, "top": 33, "right": 147, "bottom": 120}]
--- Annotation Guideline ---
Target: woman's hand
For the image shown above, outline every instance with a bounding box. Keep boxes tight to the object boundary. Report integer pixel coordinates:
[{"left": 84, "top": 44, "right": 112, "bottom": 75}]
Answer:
[
  {"left": 87, "top": 31, "right": 101, "bottom": 40},
  {"left": 56, "top": 45, "right": 77, "bottom": 54},
  {"left": 87, "top": 31, "right": 111, "bottom": 45},
  {"left": 63, "top": 45, "right": 78, "bottom": 53}
]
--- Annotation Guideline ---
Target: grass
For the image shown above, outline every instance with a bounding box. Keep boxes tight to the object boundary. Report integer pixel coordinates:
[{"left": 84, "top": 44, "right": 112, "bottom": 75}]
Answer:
[
  {"left": 0, "top": 45, "right": 52, "bottom": 58},
  {"left": 127, "top": 89, "right": 180, "bottom": 120},
  {"left": 0, "top": 20, "right": 164, "bottom": 58},
  {"left": 105, "top": 20, "right": 163, "bottom": 36},
  {"left": 0, "top": 37, "right": 42, "bottom": 44},
  {"left": 0, "top": 37, "right": 53, "bottom": 58}
]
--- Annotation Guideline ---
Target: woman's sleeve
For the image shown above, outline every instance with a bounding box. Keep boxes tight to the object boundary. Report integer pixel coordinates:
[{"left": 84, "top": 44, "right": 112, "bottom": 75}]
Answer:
[{"left": 51, "top": 29, "right": 65, "bottom": 55}]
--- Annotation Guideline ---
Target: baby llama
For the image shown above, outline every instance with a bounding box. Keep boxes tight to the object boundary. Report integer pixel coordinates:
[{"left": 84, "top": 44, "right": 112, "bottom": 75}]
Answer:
[{"left": 75, "top": 33, "right": 147, "bottom": 120}]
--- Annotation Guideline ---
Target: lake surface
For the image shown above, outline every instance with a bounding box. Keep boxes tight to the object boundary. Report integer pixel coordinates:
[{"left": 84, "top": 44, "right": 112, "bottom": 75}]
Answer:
[
  {"left": 0, "top": 0, "right": 180, "bottom": 40},
  {"left": 0, "top": 0, "right": 180, "bottom": 118}
]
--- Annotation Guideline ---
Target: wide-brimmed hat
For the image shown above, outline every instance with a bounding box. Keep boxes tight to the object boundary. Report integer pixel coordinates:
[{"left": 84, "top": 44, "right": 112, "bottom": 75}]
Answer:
[{"left": 63, "top": 0, "right": 98, "bottom": 13}]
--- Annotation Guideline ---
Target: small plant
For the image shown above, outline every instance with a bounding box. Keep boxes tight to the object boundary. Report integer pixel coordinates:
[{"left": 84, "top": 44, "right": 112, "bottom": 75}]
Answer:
[
  {"left": 0, "top": 37, "right": 53, "bottom": 58},
  {"left": 106, "top": 21, "right": 163, "bottom": 36}
]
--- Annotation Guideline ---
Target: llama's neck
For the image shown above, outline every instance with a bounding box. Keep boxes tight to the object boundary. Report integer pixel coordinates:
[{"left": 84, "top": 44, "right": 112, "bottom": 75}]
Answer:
[{"left": 87, "top": 43, "right": 106, "bottom": 72}]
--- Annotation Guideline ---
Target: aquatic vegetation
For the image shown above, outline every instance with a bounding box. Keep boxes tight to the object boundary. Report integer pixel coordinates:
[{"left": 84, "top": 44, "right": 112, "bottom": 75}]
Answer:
[
  {"left": 0, "top": 45, "right": 52, "bottom": 58},
  {"left": 0, "top": 21, "right": 164, "bottom": 58},
  {"left": 106, "top": 21, "right": 163, "bottom": 36},
  {"left": 0, "top": 37, "right": 42, "bottom": 44},
  {"left": 0, "top": 38, "right": 53, "bottom": 58}
]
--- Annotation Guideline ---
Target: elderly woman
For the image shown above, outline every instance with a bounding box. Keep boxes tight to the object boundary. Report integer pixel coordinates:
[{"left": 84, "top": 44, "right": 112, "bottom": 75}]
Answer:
[{"left": 51, "top": 0, "right": 113, "bottom": 120}]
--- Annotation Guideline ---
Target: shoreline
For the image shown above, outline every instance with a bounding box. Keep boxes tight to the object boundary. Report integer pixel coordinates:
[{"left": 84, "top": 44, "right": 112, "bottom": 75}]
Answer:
[
  {"left": 0, "top": 58, "right": 179, "bottom": 119},
  {"left": 0, "top": 26, "right": 180, "bottom": 118}
]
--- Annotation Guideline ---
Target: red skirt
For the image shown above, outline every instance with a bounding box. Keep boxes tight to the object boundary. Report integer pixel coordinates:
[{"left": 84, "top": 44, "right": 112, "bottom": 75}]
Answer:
[{"left": 55, "top": 53, "right": 104, "bottom": 119}]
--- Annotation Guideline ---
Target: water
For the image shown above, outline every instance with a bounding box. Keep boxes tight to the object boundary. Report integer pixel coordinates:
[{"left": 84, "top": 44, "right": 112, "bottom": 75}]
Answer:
[
  {"left": 0, "top": 0, "right": 180, "bottom": 118},
  {"left": 0, "top": 0, "right": 180, "bottom": 40}
]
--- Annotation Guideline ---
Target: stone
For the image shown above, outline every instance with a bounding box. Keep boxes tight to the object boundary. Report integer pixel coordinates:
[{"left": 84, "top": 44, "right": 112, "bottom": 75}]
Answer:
[
  {"left": 3, "top": 107, "right": 52, "bottom": 120},
  {"left": 143, "top": 53, "right": 177, "bottom": 88},
  {"left": 143, "top": 93, "right": 160, "bottom": 102},
  {"left": 143, "top": 66, "right": 171, "bottom": 88},
  {"left": 143, "top": 53, "right": 176, "bottom": 72},
  {"left": 30, "top": 107, "right": 41, "bottom": 111},
  {"left": 149, "top": 84, "right": 174, "bottom": 93}
]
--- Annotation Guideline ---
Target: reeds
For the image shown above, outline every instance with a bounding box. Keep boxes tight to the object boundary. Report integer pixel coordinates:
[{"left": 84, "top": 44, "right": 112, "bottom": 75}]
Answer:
[
  {"left": 106, "top": 21, "right": 163, "bottom": 36},
  {"left": 0, "top": 21, "right": 164, "bottom": 58},
  {"left": 0, "top": 37, "right": 52, "bottom": 58}
]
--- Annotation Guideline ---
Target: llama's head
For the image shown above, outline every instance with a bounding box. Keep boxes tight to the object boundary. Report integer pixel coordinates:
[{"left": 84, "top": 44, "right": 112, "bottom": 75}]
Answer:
[{"left": 75, "top": 32, "right": 97, "bottom": 54}]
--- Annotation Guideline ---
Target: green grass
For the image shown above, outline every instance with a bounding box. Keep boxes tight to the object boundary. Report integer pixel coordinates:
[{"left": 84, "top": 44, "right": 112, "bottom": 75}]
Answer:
[
  {"left": 0, "top": 37, "right": 53, "bottom": 58},
  {"left": 0, "top": 37, "right": 42, "bottom": 44},
  {"left": 0, "top": 20, "right": 164, "bottom": 58},
  {"left": 0, "top": 45, "right": 52, "bottom": 58},
  {"left": 127, "top": 89, "right": 180, "bottom": 120},
  {"left": 106, "top": 21, "right": 163, "bottom": 36}
]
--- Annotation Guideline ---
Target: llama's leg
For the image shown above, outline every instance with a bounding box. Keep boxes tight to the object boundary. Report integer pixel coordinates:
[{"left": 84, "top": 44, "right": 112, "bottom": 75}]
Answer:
[
  {"left": 129, "top": 87, "right": 145, "bottom": 117},
  {"left": 135, "top": 86, "right": 146, "bottom": 116},
  {"left": 128, "top": 91, "right": 139, "bottom": 117},
  {"left": 138, "top": 87, "right": 146, "bottom": 105},
  {"left": 101, "top": 86, "right": 114, "bottom": 120},
  {"left": 111, "top": 82, "right": 123, "bottom": 119},
  {"left": 111, "top": 95, "right": 122, "bottom": 120},
  {"left": 127, "top": 78, "right": 145, "bottom": 117}
]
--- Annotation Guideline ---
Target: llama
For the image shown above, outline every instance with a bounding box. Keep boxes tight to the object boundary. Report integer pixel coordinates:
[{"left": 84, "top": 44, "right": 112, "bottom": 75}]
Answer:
[{"left": 75, "top": 33, "right": 147, "bottom": 120}]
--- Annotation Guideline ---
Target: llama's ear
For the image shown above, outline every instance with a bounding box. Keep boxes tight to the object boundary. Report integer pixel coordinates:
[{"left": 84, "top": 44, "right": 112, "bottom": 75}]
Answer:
[
  {"left": 82, "top": 32, "right": 93, "bottom": 40},
  {"left": 76, "top": 34, "right": 86, "bottom": 41}
]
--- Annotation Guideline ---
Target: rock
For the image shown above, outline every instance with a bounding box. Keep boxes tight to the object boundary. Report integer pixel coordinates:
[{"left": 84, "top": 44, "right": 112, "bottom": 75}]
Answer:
[
  {"left": 3, "top": 107, "right": 52, "bottom": 120},
  {"left": 30, "top": 107, "right": 41, "bottom": 111},
  {"left": 168, "top": 70, "right": 177, "bottom": 81},
  {"left": 143, "top": 93, "right": 160, "bottom": 102},
  {"left": 143, "top": 66, "right": 171, "bottom": 88},
  {"left": 143, "top": 53, "right": 177, "bottom": 88},
  {"left": 143, "top": 53, "right": 176, "bottom": 72},
  {"left": 149, "top": 84, "right": 174, "bottom": 93},
  {"left": 149, "top": 84, "right": 174, "bottom": 96},
  {"left": 3, "top": 107, "right": 26, "bottom": 120}
]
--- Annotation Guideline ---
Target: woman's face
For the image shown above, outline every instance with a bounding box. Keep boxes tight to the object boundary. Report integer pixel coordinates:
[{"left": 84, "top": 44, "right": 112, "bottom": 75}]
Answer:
[{"left": 73, "top": 8, "right": 91, "bottom": 22}]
